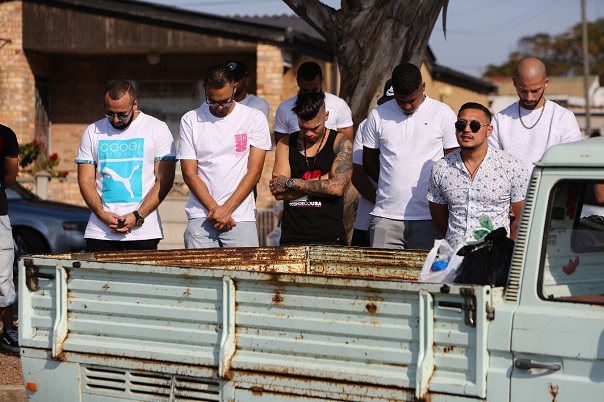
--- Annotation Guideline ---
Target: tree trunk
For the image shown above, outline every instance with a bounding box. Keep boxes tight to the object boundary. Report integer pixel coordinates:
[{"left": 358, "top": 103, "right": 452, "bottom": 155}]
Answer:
[{"left": 283, "top": 0, "right": 448, "bottom": 241}]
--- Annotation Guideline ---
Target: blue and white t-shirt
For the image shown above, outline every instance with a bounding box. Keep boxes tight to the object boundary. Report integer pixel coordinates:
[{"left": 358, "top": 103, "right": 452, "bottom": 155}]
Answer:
[{"left": 76, "top": 111, "right": 176, "bottom": 240}]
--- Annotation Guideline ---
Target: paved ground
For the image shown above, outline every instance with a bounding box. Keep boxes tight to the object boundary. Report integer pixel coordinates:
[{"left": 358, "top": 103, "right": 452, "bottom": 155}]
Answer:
[{"left": 0, "top": 348, "right": 26, "bottom": 402}]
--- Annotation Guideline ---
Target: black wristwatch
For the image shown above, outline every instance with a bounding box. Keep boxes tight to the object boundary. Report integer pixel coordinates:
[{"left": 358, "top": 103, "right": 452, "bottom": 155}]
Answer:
[
  {"left": 133, "top": 210, "right": 145, "bottom": 226},
  {"left": 285, "top": 178, "right": 295, "bottom": 189}
]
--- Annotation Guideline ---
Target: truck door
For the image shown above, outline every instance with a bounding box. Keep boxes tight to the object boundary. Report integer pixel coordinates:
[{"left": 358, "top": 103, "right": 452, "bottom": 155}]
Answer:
[{"left": 510, "top": 178, "right": 604, "bottom": 401}]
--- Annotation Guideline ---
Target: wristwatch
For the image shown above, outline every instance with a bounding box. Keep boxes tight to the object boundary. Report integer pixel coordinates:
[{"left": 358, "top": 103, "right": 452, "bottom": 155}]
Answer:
[
  {"left": 133, "top": 210, "right": 145, "bottom": 226},
  {"left": 285, "top": 178, "right": 295, "bottom": 189}
]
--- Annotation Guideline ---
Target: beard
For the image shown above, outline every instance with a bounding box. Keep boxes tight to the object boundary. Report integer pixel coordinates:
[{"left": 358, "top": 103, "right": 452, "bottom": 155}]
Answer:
[
  {"left": 520, "top": 93, "right": 544, "bottom": 110},
  {"left": 109, "top": 113, "right": 134, "bottom": 130}
]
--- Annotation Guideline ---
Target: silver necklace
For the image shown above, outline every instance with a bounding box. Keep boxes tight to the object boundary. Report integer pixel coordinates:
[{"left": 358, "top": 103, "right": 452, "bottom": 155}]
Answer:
[
  {"left": 518, "top": 100, "right": 546, "bottom": 130},
  {"left": 463, "top": 154, "right": 486, "bottom": 180}
]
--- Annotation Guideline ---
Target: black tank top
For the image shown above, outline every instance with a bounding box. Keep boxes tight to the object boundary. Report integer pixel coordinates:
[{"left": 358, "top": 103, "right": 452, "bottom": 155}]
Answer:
[{"left": 280, "top": 130, "right": 347, "bottom": 245}]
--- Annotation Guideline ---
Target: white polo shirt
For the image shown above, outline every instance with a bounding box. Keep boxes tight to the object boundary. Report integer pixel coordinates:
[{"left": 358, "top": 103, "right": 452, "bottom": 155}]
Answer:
[{"left": 362, "top": 96, "right": 457, "bottom": 220}]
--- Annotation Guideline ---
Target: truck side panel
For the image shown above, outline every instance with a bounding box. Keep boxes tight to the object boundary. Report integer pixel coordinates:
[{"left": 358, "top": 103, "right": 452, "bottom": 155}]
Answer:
[{"left": 20, "top": 248, "right": 495, "bottom": 401}]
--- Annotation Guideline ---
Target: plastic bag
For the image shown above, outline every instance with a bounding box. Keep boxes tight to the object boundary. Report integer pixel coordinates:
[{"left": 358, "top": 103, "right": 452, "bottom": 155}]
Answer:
[{"left": 418, "top": 239, "right": 464, "bottom": 283}]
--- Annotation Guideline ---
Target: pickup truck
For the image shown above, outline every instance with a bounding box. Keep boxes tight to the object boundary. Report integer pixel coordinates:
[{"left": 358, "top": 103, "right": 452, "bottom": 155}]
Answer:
[{"left": 18, "top": 137, "right": 604, "bottom": 401}]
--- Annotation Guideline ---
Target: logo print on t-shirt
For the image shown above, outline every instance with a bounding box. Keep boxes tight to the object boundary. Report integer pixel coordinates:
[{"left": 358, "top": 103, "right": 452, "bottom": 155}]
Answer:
[
  {"left": 235, "top": 131, "right": 248, "bottom": 158},
  {"left": 98, "top": 139, "right": 144, "bottom": 202},
  {"left": 301, "top": 170, "right": 322, "bottom": 180}
]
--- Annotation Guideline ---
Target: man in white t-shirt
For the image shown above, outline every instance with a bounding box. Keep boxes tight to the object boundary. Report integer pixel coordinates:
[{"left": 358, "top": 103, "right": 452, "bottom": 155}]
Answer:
[
  {"left": 226, "top": 60, "right": 270, "bottom": 120},
  {"left": 273, "top": 61, "right": 353, "bottom": 144},
  {"left": 76, "top": 80, "right": 177, "bottom": 251},
  {"left": 178, "top": 65, "right": 272, "bottom": 248},
  {"left": 362, "top": 63, "right": 458, "bottom": 250},
  {"left": 489, "top": 57, "right": 582, "bottom": 172},
  {"left": 350, "top": 79, "right": 394, "bottom": 247}
]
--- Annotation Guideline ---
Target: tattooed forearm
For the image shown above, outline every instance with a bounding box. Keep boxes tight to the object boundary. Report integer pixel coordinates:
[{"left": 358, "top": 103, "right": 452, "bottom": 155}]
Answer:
[{"left": 295, "top": 134, "right": 352, "bottom": 197}]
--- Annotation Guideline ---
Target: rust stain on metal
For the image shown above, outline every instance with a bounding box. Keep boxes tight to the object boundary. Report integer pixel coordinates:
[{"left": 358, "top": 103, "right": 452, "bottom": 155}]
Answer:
[
  {"left": 272, "top": 293, "right": 284, "bottom": 304},
  {"left": 55, "top": 352, "right": 67, "bottom": 362},
  {"left": 101, "top": 283, "right": 110, "bottom": 291},
  {"left": 251, "top": 386, "right": 264, "bottom": 395},
  {"left": 549, "top": 383, "right": 559, "bottom": 402},
  {"left": 443, "top": 345, "right": 454, "bottom": 354},
  {"left": 365, "top": 302, "right": 378, "bottom": 314},
  {"left": 77, "top": 246, "right": 426, "bottom": 281}
]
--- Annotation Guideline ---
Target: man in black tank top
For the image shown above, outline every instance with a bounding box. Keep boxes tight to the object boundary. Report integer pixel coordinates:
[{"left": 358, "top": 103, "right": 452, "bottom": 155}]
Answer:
[{"left": 270, "top": 92, "right": 353, "bottom": 245}]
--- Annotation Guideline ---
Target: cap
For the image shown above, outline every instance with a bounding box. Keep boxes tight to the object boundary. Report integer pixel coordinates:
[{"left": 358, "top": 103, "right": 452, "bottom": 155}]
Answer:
[
  {"left": 377, "top": 79, "right": 394, "bottom": 105},
  {"left": 226, "top": 61, "right": 249, "bottom": 81}
]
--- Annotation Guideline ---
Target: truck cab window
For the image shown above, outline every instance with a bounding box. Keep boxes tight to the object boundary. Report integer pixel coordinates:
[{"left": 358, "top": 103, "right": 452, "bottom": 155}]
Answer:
[{"left": 540, "top": 181, "right": 604, "bottom": 305}]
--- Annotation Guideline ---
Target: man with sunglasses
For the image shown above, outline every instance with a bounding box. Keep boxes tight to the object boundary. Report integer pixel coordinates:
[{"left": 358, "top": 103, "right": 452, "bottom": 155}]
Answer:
[
  {"left": 76, "top": 80, "right": 176, "bottom": 252},
  {"left": 178, "top": 65, "right": 271, "bottom": 248},
  {"left": 427, "top": 102, "right": 530, "bottom": 247},
  {"left": 489, "top": 57, "right": 581, "bottom": 172},
  {"left": 362, "top": 63, "right": 458, "bottom": 250}
]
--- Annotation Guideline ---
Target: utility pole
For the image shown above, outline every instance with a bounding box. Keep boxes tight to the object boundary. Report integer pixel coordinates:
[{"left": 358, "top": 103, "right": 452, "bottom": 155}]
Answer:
[{"left": 582, "top": 0, "right": 591, "bottom": 137}]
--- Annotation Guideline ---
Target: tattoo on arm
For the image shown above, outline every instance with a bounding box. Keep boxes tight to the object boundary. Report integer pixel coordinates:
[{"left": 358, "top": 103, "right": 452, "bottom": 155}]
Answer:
[{"left": 296, "top": 135, "right": 352, "bottom": 197}]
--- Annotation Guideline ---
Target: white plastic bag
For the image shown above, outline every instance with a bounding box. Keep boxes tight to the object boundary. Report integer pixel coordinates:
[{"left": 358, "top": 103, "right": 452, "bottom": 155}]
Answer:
[{"left": 418, "top": 239, "right": 464, "bottom": 283}]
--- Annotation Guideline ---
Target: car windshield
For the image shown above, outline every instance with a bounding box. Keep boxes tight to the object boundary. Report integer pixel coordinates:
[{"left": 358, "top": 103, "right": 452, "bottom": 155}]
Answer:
[{"left": 7, "top": 183, "right": 41, "bottom": 201}]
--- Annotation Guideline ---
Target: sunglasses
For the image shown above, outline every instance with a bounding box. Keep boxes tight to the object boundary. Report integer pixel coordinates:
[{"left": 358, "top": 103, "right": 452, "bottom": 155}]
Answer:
[
  {"left": 104, "top": 104, "right": 134, "bottom": 120},
  {"left": 206, "top": 91, "right": 235, "bottom": 108},
  {"left": 454, "top": 119, "right": 489, "bottom": 133}
]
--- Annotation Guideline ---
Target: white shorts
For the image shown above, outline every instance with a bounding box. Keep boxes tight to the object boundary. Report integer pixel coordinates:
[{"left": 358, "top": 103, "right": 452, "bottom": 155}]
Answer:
[{"left": 0, "top": 215, "right": 15, "bottom": 308}]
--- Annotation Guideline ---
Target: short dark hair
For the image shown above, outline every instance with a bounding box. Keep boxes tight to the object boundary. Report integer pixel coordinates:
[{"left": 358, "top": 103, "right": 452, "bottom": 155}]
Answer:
[
  {"left": 391, "top": 63, "right": 422, "bottom": 96},
  {"left": 459, "top": 102, "right": 492, "bottom": 122},
  {"left": 205, "top": 65, "right": 234, "bottom": 90},
  {"left": 297, "top": 61, "right": 323, "bottom": 82},
  {"left": 292, "top": 91, "right": 325, "bottom": 121},
  {"left": 106, "top": 80, "right": 135, "bottom": 101}
]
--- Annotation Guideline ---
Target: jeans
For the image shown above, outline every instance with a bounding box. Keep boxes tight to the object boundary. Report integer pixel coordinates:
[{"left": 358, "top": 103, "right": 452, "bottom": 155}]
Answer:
[
  {"left": 184, "top": 218, "right": 259, "bottom": 249},
  {"left": 370, "top": 216, "right": 441, "bottom": 250}
]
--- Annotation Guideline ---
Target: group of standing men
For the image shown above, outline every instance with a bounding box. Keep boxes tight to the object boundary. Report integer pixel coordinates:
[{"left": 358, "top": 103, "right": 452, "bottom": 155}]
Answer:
[
  {"left": 72, "top": 57, "right": 582, "bottom": 257},
  {"left": 353, "top": 57, "right": 580, "bottom": 250}
]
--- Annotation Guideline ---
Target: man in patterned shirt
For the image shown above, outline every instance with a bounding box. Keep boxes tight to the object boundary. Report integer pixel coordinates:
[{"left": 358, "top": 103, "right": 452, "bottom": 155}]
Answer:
[{"left": 427, "top": 102, "right": 530, "bottom": 247}]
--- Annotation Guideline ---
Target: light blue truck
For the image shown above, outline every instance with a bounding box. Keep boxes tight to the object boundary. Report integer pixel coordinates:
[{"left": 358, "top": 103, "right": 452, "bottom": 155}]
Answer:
[{"left": 18, "top": 138, "right": 604, "bottom": 401}]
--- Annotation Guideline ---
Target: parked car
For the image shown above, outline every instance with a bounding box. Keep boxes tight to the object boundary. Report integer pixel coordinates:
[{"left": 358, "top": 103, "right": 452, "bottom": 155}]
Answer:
[{"left": 7, "top": 183, "right": 89, "bottom": 266}]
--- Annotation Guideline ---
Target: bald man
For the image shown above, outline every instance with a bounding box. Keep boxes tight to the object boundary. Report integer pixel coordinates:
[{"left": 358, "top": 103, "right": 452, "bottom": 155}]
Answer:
[{"left": 489, "top": 57, "right": 581, "bottom": 172}]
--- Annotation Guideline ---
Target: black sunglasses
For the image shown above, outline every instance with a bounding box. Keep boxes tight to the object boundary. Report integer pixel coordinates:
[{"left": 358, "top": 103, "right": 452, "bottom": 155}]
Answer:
[
  {"left": 454, "top": 119, "right": 489, "bottom": 133},
  {"left": 206, "top": 91, "right": 235, "bottom": 108},
  {"left": 104, "top": 104, "right": 134, "bottom": 120}
]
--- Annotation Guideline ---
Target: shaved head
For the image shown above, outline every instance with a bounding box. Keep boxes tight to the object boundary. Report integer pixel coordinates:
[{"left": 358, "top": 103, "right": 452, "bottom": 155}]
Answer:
[
  {"left": 514, "top": 57, "right": 547, "bottom": 82},
  {"left": 513, "top": 57, "right": 548, "bottom": 110}
]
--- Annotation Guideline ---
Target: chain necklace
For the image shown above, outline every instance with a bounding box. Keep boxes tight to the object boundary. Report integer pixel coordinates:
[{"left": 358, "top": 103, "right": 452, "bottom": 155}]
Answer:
[
  {"left": 302, "top": 130, "right": 327, "bottom": 178},
  {"left": 518, "top": 100, "right": 546, "bottom": 130},
  {"left": 463, "top": 154, "right": 486, "bottom": 180}
]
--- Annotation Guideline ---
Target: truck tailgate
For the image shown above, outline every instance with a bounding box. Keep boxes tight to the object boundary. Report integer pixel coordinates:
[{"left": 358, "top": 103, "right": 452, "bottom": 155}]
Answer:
[{"left": 20, "top": 246, "right": 495, "bottom": 400}]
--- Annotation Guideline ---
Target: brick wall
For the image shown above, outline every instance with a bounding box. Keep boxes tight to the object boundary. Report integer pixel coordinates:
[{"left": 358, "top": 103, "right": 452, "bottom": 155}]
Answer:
[{"left": 0, "top": 1, "right": 36, "bottom": 145}]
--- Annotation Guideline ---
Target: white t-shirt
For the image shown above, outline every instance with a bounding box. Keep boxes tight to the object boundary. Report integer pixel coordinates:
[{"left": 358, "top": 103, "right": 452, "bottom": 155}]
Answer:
[
  {"left": 178, "top": 103, "right": 272, "bottom": 222},
  {"left": 489, "top": 100, "right": 582, "bottom": 172},
  {"left": 75, "top": 111, "right": 176, "bottom": 241},
  {"left": 273, "top": 92, "right": 353, "bottom": 134},
  {"left": 362, "top": 96, "right": 458, "bottom": 220},
  {"left": 352, "top": 119, "right": 376, "bottom": 231},
  {"left": 239, "top": 94, "right": 270, "bottom": 120}
]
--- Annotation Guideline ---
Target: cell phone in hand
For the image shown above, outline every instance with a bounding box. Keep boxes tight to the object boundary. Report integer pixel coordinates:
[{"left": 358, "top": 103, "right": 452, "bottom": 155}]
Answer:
[{"left": 118, "top": 218, "right": 126, "bottom": 224}]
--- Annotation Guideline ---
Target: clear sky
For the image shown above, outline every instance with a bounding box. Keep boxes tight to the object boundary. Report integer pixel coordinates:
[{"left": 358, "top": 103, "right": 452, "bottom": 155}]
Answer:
[{"left": 141, "top": 0, "right": 604, "bottom": 78}]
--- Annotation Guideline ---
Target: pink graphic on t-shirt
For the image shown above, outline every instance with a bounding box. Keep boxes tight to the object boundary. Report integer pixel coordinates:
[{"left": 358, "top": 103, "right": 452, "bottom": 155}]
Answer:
[{"left": 235, "top": 133, "right": 248, "bottom": 153}]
